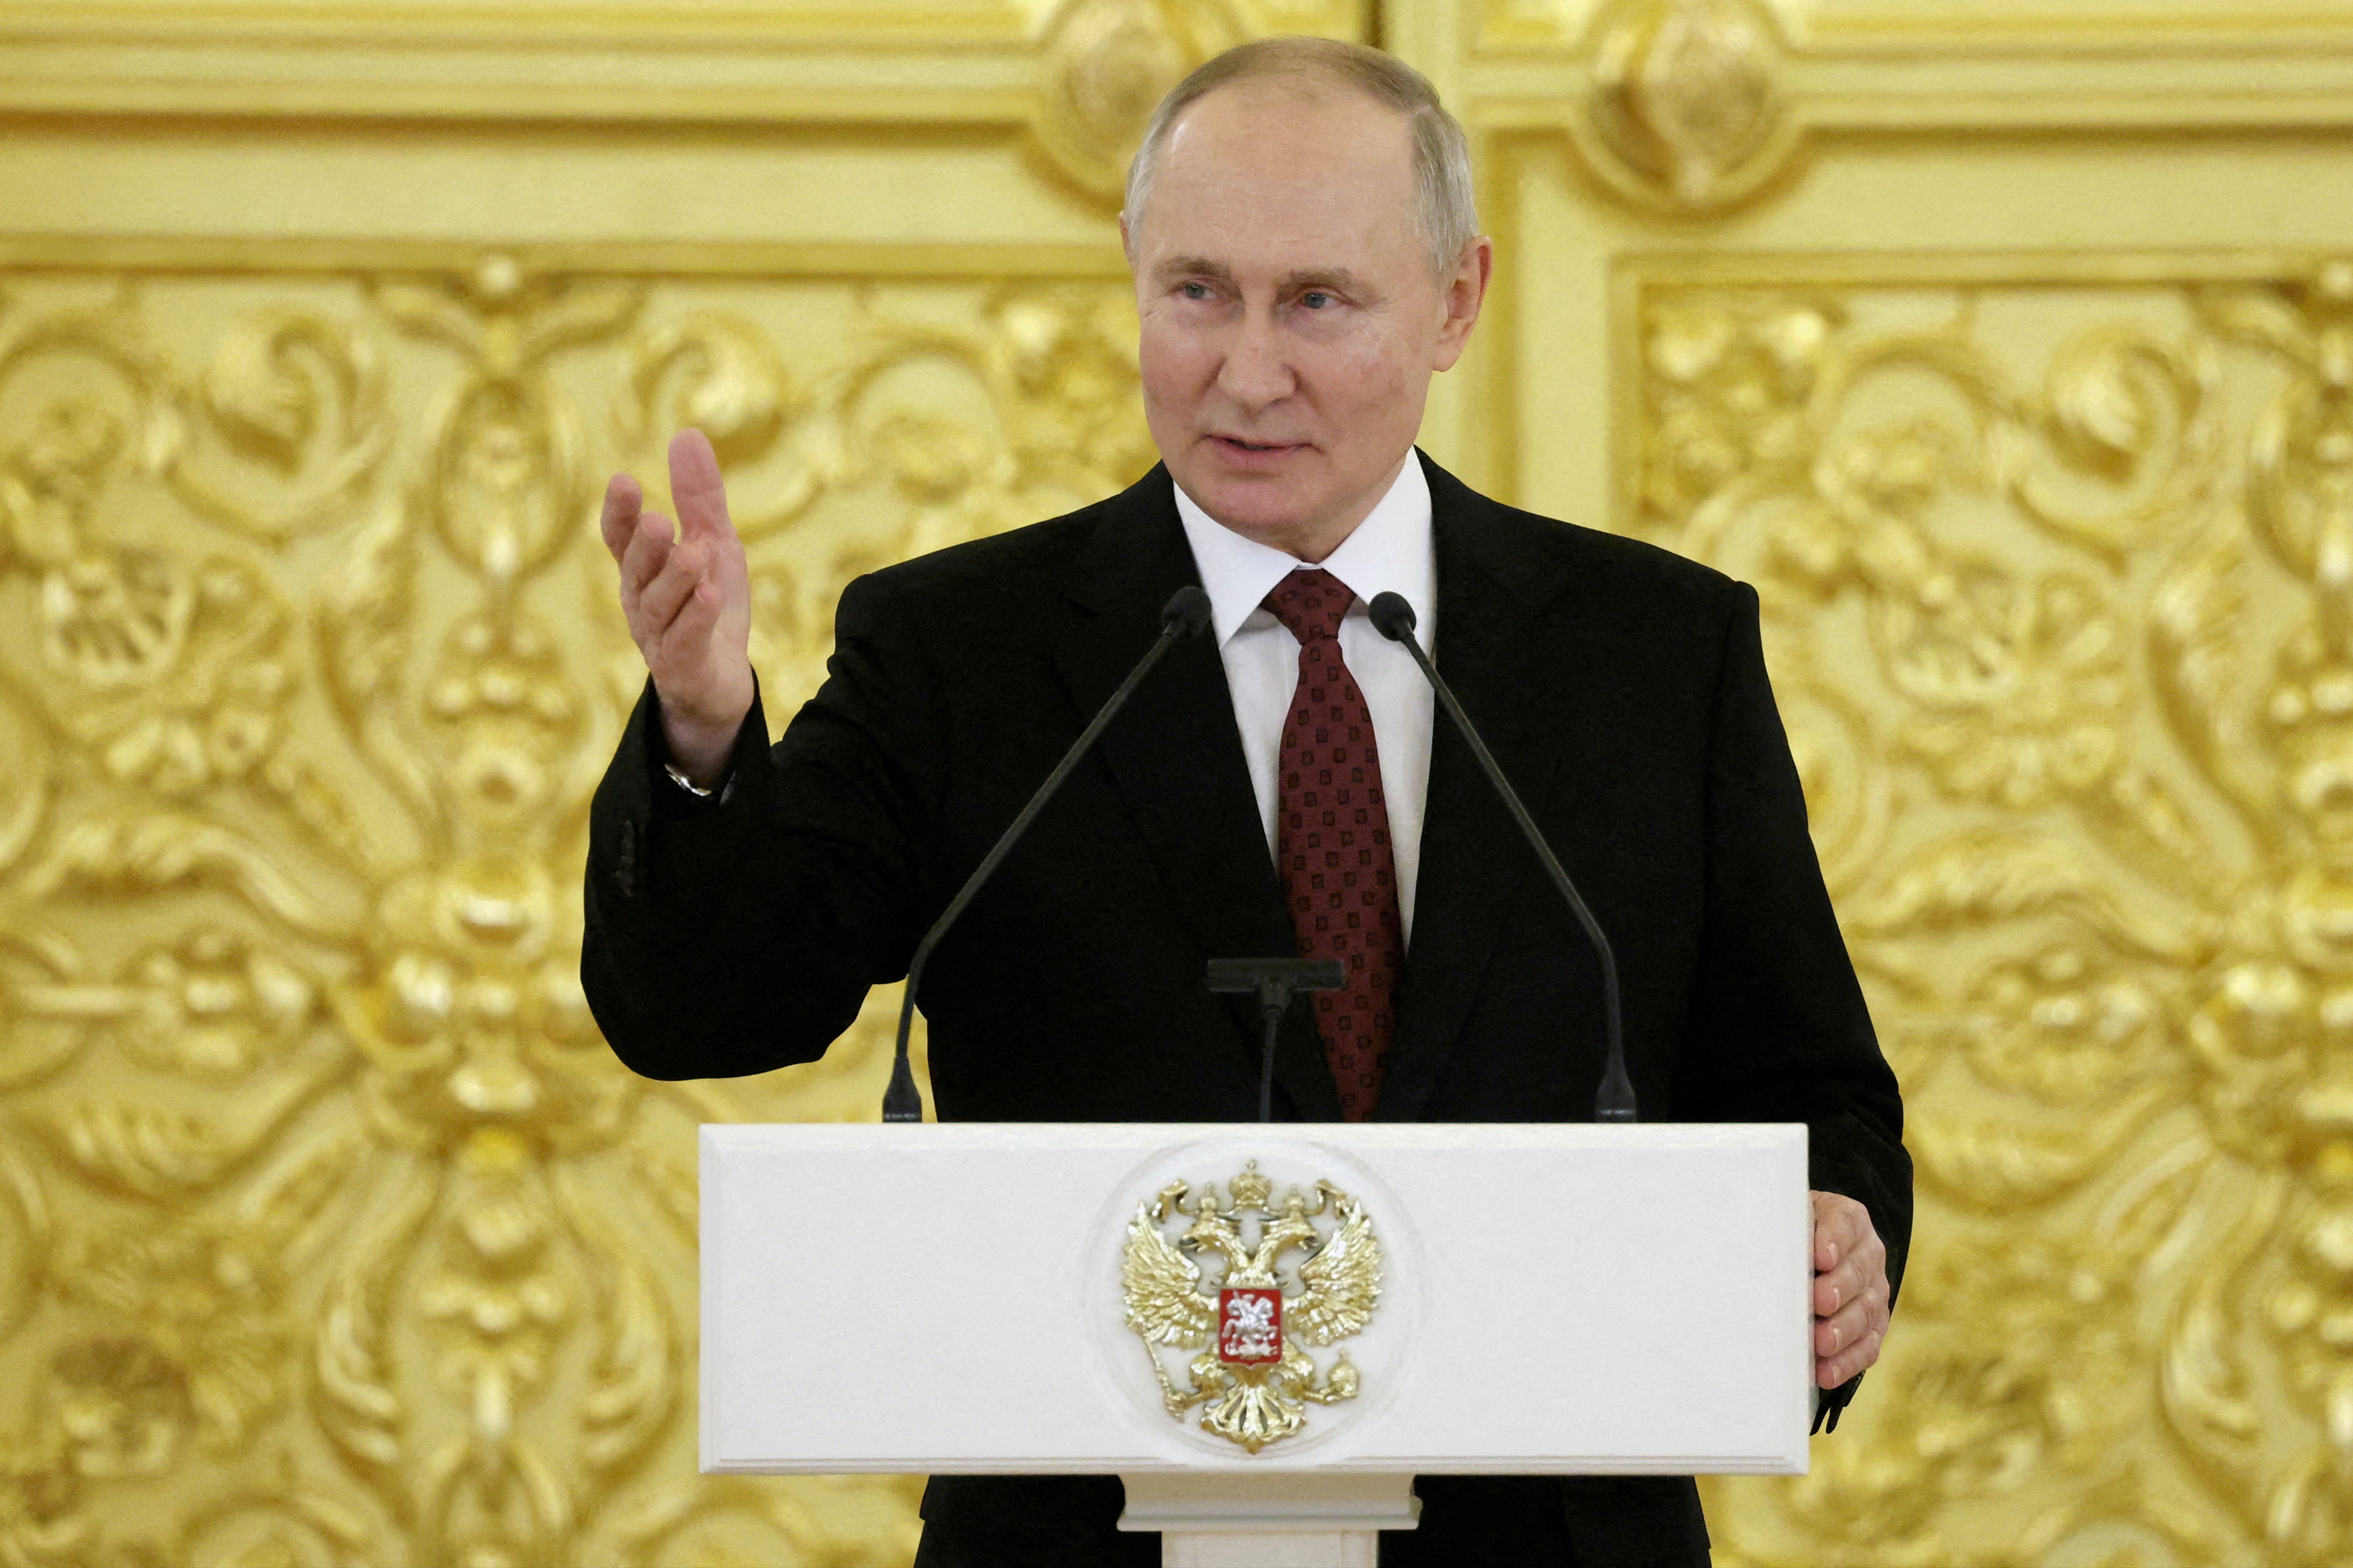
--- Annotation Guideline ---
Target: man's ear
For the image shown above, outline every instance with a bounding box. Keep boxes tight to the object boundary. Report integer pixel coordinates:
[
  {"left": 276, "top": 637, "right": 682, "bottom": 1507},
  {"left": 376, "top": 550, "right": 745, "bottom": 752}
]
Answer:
[{"left": 1432, "top": 236, "right": 1494, "bottom": 373}]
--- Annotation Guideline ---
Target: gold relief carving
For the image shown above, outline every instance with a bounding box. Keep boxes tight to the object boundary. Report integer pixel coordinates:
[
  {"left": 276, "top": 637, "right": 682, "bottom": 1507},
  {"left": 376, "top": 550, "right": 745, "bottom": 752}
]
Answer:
[
  {"left": 1576, "top": 0, "right": 1798, "bottom": 214},
  {"left": 1635, "top": 257, "right": 2353, "bottom": 1566},
  {"left": 0, "top": 250, "right": 1150, "bottom": 1566},
  {"left": 1029, "top": 0, "right": 1365, "bottom": 208},
  {"left": 1034, "top": 0, "right": 1247, "bottom": 204}
]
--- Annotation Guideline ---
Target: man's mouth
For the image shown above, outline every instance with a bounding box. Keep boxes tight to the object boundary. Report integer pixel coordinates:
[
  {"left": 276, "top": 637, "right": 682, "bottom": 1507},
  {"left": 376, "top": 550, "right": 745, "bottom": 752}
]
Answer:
[{"left": 1211, "top": 435, "right": 1303, "bottom": 455}]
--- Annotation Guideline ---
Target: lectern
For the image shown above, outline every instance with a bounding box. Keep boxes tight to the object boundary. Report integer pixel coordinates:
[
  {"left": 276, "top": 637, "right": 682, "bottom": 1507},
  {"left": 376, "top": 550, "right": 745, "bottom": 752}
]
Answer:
[{"left": 703, "top": 1123, "right": 1810, "bottom": 1568}]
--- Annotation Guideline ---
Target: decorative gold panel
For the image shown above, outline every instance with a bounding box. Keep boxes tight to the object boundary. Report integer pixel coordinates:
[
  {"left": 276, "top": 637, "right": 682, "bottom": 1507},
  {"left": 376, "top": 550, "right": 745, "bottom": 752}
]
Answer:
[
  {"left": 0, "top": 243, "right": 1149, "bottom": 1565},
  {"left": 1625, "top": 253, "right": 2353, "bottom": 1566}
]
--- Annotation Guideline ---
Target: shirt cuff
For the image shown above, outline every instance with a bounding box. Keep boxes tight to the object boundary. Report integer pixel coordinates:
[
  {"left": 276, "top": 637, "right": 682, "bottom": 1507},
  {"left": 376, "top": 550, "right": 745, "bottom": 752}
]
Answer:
[
  {"left": 644, "top": 680, "right": 765, "bottom": 820},
  {"left": 662, "top": 760, "right": 738, "bottom": 805}
]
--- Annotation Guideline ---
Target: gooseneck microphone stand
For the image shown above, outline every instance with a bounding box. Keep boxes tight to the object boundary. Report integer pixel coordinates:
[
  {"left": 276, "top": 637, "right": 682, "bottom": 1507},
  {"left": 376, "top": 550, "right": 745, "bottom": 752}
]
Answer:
[
  {"left": 882, "top": 585, "right": 1215, "bottom": 1122},
  {"left": 1367, "top": 591, "right": 1637, "bottom": 1122},
  {"left": 1205, "top": 958, "right": 1346, "bottom": 1122}
]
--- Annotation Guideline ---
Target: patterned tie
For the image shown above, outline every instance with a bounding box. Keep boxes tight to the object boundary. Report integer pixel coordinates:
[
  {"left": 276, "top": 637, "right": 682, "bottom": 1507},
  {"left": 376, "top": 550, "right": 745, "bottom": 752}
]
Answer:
[{"left": 1262, "top": 569, "right": 1404, "bottom": 1122}]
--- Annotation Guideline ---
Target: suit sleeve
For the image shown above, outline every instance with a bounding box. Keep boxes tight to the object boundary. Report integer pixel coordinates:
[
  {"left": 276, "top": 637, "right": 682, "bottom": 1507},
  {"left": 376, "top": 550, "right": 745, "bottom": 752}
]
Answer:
[
  {"left": 1674, "top": 581, "right": 1913, "bottom": 1428},
  {"left": 581, "top": 572, "right": 941, "bottom": 1080}
]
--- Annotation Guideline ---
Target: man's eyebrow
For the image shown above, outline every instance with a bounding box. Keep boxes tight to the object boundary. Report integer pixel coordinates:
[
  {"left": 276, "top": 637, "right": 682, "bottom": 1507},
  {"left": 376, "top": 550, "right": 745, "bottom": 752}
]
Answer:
[
  {"left": 1277, "top": 267, "right": 1372, "bottom": 295},
  {"left": 1150, "top": 259, "right": 1378, "bottom": 296},
  {"left": 1154, "top": 255, "right": 1235, "bottom": 283}
]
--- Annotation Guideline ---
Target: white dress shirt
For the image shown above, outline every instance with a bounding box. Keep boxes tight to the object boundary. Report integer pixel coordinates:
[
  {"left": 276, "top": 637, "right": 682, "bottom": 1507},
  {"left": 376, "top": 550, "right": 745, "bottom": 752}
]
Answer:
[{"left": 1174, "top": 454, "right": 1437, "bottom": 942}]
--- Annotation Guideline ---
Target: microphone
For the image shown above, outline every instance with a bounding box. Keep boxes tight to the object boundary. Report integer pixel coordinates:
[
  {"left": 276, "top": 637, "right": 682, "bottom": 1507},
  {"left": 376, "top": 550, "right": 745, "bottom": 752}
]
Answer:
[
  {"left": 882, "top": 584, "right": 1215, "bottom": 1121},
  {"left": 1205, "top": 957, "right": 1345, "bottom": 1122},
  {"left": 1367, "top": 591, "right": 1637, "bottom": 1122}
]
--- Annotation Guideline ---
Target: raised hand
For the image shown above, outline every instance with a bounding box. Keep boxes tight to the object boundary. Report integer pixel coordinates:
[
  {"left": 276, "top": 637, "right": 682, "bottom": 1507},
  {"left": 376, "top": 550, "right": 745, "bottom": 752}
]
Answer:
[{"left": 600, "top": 429, "right": 756, "bottom": 786}]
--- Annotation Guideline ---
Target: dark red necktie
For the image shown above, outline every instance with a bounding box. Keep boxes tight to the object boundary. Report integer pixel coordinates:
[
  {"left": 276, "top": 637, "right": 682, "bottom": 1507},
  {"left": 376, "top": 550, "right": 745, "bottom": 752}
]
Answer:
[{"left": 1262, "top": 569, "right": 1403, "bottom": 1122}]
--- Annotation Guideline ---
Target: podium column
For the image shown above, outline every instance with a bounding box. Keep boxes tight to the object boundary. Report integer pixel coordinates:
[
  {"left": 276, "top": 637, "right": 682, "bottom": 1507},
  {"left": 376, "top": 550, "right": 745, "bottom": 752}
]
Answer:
[{"left": 1117, "top": 1473, "right": 1419, "bottom": 1568}]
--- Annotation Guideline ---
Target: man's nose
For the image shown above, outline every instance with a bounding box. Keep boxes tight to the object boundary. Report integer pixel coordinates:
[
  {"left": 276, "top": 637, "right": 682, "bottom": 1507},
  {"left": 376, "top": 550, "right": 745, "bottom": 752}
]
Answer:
[{"left": 1215, "top": 309, "right": 1296, "bottom": 411}]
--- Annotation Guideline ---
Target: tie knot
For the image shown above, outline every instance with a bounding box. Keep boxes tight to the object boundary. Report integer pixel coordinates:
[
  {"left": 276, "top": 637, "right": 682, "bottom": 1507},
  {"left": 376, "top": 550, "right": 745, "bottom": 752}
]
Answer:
[{"left": 1262, "top": 568, "right": 1355, "bottom": 645}]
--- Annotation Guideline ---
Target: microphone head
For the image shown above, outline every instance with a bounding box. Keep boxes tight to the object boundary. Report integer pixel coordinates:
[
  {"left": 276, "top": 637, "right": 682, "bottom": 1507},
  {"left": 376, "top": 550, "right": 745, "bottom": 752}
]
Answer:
[
  {"left": 1368, "top": 591, "right": 1419, "bottom": 643},
  {"left": 1163, "top": 585, "right": 1214, "bottom": 639}
]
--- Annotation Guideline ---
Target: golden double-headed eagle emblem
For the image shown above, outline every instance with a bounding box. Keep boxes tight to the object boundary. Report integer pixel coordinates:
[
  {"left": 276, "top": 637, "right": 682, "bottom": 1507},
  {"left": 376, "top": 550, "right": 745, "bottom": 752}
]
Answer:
[{"left": 1120, "top": 1160, "right": 1383, "bottom": 1452}]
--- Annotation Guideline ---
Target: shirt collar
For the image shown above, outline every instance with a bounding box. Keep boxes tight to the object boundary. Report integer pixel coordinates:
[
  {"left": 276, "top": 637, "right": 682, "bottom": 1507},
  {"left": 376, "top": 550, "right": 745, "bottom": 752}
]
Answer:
[{"left": 1173, "top": 452, "right": 1435, "bottom": 646}]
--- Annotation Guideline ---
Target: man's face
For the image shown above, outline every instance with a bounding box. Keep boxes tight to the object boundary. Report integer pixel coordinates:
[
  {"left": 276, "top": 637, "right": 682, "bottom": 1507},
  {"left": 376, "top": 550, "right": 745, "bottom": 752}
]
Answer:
[{"left": 1125, "top": 81, "right": 1489, "bottom": 562}]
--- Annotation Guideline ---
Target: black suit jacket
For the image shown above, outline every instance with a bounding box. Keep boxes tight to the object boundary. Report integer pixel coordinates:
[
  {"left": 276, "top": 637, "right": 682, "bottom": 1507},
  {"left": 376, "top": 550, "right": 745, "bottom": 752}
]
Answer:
[{"left": 583, "top": 455, "right": 1910, "bottom": 1566}]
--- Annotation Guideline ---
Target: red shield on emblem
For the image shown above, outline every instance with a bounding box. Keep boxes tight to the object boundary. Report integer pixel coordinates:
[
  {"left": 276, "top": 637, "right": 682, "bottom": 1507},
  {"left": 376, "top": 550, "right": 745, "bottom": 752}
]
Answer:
[{"left": 1217, "top": 1287, "right": 1283, "bottom": 1365}]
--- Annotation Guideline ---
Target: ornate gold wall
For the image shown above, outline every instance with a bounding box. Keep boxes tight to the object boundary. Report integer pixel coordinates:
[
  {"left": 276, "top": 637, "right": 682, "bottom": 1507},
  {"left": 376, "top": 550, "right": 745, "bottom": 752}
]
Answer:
[{"left": 6, "top": 2, "right": 2353, "bottom": 1564}]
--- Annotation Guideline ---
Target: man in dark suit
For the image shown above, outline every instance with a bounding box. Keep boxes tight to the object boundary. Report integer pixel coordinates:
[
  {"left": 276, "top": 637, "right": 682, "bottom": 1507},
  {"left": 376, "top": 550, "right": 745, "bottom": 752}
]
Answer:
[{"left": 584, "top": 36, "right": 1907, "bottom": 1568}]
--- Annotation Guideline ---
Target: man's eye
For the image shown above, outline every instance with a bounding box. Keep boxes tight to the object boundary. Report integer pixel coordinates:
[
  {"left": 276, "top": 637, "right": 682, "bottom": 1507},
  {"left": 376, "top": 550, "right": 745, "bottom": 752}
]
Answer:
[
  {"left": 1301, "top": 291, "right": 1336, "bottom": 310},
  {"left": 1181, "top": 282, "right": 1216, "bottom": 301}
]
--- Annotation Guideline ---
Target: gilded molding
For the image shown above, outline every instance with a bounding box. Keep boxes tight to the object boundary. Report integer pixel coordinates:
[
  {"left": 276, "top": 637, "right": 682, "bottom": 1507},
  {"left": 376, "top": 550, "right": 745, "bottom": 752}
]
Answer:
[
  {"left": 1477, "top": 0, "right": 2353, "bottom": 53},
  {"left": 1464, "top": 0, "right": 2353, "bottom": 219},
  {"left": 0, "top": 0, "right": 1364, "bottom": 146}
]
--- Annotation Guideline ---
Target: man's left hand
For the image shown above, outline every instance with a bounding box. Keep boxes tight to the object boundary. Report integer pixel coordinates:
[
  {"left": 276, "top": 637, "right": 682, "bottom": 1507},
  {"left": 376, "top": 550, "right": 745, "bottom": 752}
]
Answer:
[{"left": 1810, "top": 1190, "right": 1889, "bottom": 1390}]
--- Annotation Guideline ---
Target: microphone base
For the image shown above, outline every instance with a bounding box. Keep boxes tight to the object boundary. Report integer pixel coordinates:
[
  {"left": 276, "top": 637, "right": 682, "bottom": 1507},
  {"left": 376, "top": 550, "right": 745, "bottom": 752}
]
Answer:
[{"left": 882, "top": 1056, "right": 925, "bottom": 1123}]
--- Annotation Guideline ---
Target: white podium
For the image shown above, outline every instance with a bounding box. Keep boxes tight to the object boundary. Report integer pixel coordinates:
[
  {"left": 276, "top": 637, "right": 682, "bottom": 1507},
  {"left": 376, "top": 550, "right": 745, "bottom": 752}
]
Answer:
[{"left": 703, "top": 1123, "right": 1810, "bottom": 1567}]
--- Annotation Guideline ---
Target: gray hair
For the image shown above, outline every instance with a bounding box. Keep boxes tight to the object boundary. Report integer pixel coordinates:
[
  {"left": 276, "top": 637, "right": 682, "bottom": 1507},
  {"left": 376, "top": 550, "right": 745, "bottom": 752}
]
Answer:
[{"left": 1122, "top": 37, "right": 1479, "bottom": 278}]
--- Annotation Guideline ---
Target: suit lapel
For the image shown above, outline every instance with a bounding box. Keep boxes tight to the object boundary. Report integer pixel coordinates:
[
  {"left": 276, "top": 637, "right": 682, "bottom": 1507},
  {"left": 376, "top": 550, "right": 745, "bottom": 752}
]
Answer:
[
  {"left": 1376, "top": 456, "right": 1579, "bottom": 1122},
  {"left": 1054, "top": 469, "right": 1345, "bottom": 1121}
]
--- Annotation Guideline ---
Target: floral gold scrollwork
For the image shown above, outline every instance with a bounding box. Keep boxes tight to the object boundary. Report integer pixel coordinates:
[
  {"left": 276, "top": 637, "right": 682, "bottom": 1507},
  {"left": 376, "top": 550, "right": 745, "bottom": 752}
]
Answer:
[
  {"left": 175, "top": 1488, "right": 376, "bottom": 1568},
  {"left": 0, "top": 252, "right": 1144, "bottom": 1565},
  {"left": 1577, "top": 0, "right": 1799, "bottom": 215},
  {"left": 0, "top": 1139, "right": 47, "bottom": 1342},
  {"left": 375, "top": 261, "right": 639, "bottom": 590},
  {"left": 48, "top": 556, "right": 293, "bottom": 798},
  {"left": 627, "top": 312, "right": 799, "bottom": 474},
  {"left": 0, "top": 676, "right": 48, "bottom": 877},
  {"left": 1644, "top": 259, "right": 2353, "bottom": 1566},
  {"left": 179, "top": 308, "right": 390, "bottom": 543},
  {"left": 624, "top": 310, "right": 826, "bottom": 545}
]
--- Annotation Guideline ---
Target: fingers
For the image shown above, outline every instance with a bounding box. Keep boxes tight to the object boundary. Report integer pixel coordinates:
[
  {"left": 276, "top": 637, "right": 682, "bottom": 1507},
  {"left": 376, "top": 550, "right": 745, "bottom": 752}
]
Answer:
[
  {"left": 1814, "top": 1290, "right": 1883, "bottom": 1357},
  {"left": 1811, "top": 1189, "right": 1871, "bottom": 1272},
  {"left": 1809, "top": 1188, "right": 1890, "bottom": 1387},
  {"left": 1816, "top": 1321, "right": 1884, "bottom": 1389},
  {"left": 1813, "top": 1270, "right": 1888, "bottom": 1365},
  {"left": 599, "top": 473, "right": 644, "bottom": 563},
  {"left": 668, "top": 428, "right": 737, "bottom": 545},
  {"left": 664, "top": 576, "right": 723, "bottom": 661},
  {"left": 610, "top": 432, "right": 753, "bottom": 738},
  {"left": 619, "top": 511, "right": 677, "bottom": 602},
  {"left": 616, "top": 510, "right": 715, "bottom": 658},
  {"left": 637, "top": 538, "right": 711, "bottom": 639},
  {"left": 1816, "top": 1275, "right": 1886, "bottom": 1384},
  {"left": 1814, "top": 1252, "right": 1867, "bottom": 1318},
  {"left": 1812, "top": 1236, "right": 1888, "bottom": 1323}
]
